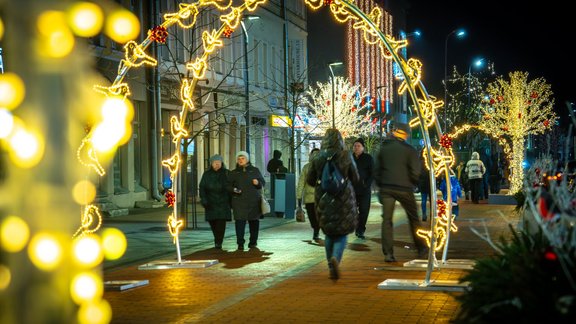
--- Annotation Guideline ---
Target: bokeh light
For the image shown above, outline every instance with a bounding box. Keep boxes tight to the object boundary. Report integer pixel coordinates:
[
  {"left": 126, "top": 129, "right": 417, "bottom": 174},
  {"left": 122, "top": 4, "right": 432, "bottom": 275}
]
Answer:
[
  {"left": 91, "top": 122, "right": 125, "bottom": 153},
  {"left": 70, "top": 272, "right": 103, "bottom": 304},
  {"left": 1, "top": 215, "right": 30, "bottom": 253},
  {"left": 101, "top": 228, "right": 127, "bottom": 260},
  {"left": 0, "top": 72, "right": 26, "bottom": 110},
  {"left": 101, "top": 97, "right": 133, "bottom": 121},
  {"left": 105, "top": 9, "right": 140, "bottom": 44},
  {"left": 28, "top": 233, "right": 63, "bottom": 271},
  {"left": 37, "top": 10, "right": 75, "bottom": 58},
  {"left": 72, "top": 180, "right": 97, "bottom": 205},
  {"left": 67, "top": 2, "right": 104, "bottom": 37},
  {"left": 0, "top": 17, "right": 4, "bottom": 41},
  {"left": 8, "top": 127, "right": 45, "bottom": 168},
  {"left": 73, "top": 235, "right": 103, "bottom": 267},
  {"left": 77, "top": 299, "right": 112, "bottom": 324},
  {"left": 0, "top": 265, "right": 11, "bottom": 290},
  {"left": 0, "top": 109, "right": 15, "bottom": 139}
]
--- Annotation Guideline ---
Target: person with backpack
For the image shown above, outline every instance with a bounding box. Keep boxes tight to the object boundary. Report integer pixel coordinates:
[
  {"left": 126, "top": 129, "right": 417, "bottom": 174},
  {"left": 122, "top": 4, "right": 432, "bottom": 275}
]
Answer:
[
  {"left": 465, "top": 152, "right": 486, "bottom": 204},
  {"left": 227, "top": 151, "right": 265, "bottom": 250},
  {"left": 374, "top": 123, "right": 428, "bottom": 262},
  {"left": 306, "top": 129, "right": 359, "bottom": 280}
]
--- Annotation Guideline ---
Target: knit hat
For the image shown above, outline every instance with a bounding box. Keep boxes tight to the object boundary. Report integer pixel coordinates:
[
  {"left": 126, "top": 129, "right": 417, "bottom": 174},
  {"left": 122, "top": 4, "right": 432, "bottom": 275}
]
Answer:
[
  {"left": 353, "top": 138, "right": 365, "bottom": 147},
  {"left": 393, "top": 123, "right": 411, "bottom": 140},
  {"left": 236, "top": 151, "right": 250, "bottom": 162},
  {"left": 209, "top": 154, "right": 223, "bottom": 163}
]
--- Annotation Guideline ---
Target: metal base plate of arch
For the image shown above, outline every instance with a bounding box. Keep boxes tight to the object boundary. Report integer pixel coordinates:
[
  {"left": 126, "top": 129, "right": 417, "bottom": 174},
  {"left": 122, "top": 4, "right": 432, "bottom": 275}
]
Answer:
[
  {"left": 138, "top": 259, "right": 219, "bottom": 270},
  {"left": 403, "top": 258, "right": 475, "bottom": 270},
  {"left": 378, "top": 279, "right": 469, "bottom": 292}
]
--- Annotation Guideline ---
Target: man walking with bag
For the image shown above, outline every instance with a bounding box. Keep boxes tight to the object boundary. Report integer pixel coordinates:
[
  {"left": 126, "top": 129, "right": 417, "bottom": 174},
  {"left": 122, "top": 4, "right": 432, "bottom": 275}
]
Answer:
[{"left": 352, "top": 138, "right": 373, "bottom": 239}]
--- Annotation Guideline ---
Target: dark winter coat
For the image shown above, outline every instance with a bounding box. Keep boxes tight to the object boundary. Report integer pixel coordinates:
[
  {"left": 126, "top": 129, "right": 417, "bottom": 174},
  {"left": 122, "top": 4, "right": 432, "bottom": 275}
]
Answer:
[
  {"left": 352, "top": 152, "right": 374, "bottom": 196},
  {"left": 267, "top": 150, "right": 284, "bottom": 173},
  {"left": 418, "top": 160, "right": 431, "bottom": 194},
  {"left": 227, "top": 163, "right": 265, "bottom": 220},
  {"left": 199, "top": 167, "right": 232, "bottom": 221},
  {"left": 375, "top": 137, "right": 421, "bottom": 192},
  {"left": 306, "top": 130, "right": 359, "bottom": 236}
]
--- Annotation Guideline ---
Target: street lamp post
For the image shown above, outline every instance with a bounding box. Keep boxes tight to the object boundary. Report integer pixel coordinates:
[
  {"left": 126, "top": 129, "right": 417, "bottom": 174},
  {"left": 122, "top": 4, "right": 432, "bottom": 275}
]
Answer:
[
  {"left": 467, "top": 58, "right": 485, "bottom": 112},
  {"left": 328, "top": 62, "right": 343, "bottom": 129},
  {"left": 240, "top": 16, "right": 260, "bottom": 154},
  {"left": 376, "top": 85, "right": 387, "bottom": 144},
  {"left": 443, "top": 29, "right": 466, "bottom": 131}
]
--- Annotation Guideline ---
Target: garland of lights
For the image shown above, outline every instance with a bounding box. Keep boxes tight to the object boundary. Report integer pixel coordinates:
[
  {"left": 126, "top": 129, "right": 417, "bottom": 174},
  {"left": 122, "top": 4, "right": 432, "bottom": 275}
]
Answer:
[{"left": 84, "top": 0, "right": 456, "bottom": 275}]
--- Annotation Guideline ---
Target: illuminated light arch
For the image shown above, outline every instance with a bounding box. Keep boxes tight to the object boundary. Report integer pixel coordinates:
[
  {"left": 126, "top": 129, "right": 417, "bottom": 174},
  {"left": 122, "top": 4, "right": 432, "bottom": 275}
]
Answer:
[{"left": 79, "top": 0, "right": 457, "bottom": 281}]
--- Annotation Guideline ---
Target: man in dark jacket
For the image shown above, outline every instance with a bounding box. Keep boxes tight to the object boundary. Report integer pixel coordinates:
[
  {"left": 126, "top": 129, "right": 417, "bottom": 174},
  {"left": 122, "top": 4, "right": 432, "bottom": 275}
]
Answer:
[
  {"left": 267, "top": 150, "right": 285, "bottom": 174},
  {"left": 352, "top": 138, "right": 373, "bottom": 239},
  {"left": 375, "top": 123, "right": 427, "bottom": 262}
]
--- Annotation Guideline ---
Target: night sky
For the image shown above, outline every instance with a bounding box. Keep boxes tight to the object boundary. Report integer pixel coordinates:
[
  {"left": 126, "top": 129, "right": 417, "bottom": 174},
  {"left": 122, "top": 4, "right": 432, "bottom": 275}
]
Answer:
[{"left": 405, "top": 0, "right": 575, "bottom": 124}]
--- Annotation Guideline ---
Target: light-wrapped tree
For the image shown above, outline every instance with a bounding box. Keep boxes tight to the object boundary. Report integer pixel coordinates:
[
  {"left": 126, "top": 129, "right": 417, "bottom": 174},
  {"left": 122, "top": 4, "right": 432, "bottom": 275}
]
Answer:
[
  {"left": 481, "top": 71, "right": 556, "bottom": 194},
  {"left": 303, "top": 76, "right": 375, "bottom": 139}
]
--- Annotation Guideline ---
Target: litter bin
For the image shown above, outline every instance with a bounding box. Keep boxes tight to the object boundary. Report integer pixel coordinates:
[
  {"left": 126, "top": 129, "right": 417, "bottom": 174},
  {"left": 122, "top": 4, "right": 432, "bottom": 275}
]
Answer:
[{"left": 272, "top": 173, "right": 296, "bottom": 219}]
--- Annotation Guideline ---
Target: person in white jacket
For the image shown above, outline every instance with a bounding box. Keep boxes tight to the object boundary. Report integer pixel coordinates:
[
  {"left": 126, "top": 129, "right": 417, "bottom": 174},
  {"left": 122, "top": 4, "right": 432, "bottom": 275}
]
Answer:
[{"left": 465, "top": 152, "right": 486, "bottom": 204}]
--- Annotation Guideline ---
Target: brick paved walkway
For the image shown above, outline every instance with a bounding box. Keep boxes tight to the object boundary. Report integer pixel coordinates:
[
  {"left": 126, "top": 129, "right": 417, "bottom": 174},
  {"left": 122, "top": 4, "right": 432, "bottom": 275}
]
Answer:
[{"left": 103, "top": 198, "right": 517, "bottom": 323}]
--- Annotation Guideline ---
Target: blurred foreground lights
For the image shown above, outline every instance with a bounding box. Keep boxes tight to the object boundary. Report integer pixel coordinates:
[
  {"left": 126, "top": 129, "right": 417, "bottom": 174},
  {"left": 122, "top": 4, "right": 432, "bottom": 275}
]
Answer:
[
  {"left": 28, "top": 233, "right": 63, "bottom": 271},
  {"left": 9, "top": 127, "right": 44, "bottom": 168},
  {"left": 67, "top": 2, "right": 104, "bottom": 37},
  {"left": 105, "top": 9, "right": 140, "bottom": 44},
  {"left": 91, "top": 122, "right": 126, "bottom": 153},
  {"left": 101, "top": 228, "right": 126, "bottom": 260},
  {"left": 71, "top": 272, "right": 103, "bottom": 304},
  {"left": 0, "top": 109, "right": 15, "bottom": 138},
  {"left": 0, "top": 73, "right": 26, "bottom": 110},
  {"left": 72, "top": 180, "right": 97, "bottom": 205},
  {"left": 78, "top": 299, "right": 112, "bottom": 324},
  {"left": 0, "top": 265, "right": 11, "bottom": 290},
  {"left": 101, "top": 97, "right": 133, "bottom": 121},
  {"left": 73, "top": 236, "right": 103, "bottom": 267},
  {"left": 37, "top": 11, "right": 75, "bottom": 58},
  {"left": 0, "top": 16, "right": 4, "bottom": 40},
  {"left": 1, "top": 215, "right": 30, "bottom": 253}
]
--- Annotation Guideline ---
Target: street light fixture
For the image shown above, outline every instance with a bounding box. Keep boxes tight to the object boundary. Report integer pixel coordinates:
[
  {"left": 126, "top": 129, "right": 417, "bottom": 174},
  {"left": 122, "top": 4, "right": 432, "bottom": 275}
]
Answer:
[
  {"left": 468, "top": 58, "right": 485, "bottom": 113},
  {"left": 443, "top": 28, "right": 466, "bottom": 131},
  {"left": 240, "top": 15, "right": 260, "bottom": 154},
  {"left": 328, "top": 62, "right": 343, "bottom": 129}
]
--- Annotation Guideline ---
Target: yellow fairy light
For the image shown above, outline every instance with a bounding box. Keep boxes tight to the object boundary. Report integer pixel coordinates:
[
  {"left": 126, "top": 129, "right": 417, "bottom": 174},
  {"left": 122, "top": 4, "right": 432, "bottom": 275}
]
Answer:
[
  {"left": 245, "top": 0, "right": 266, "bottom": 11},
  {"left": 1, "top": 215, "right": 30, "bottom": 253},
  {"left": 67, "top": 2, "right": 104, "bottom": 37},
  {"left": 72, "top": 180, "right": 97, "bottom": 205},
  {"left": 167, "top": 214, "right": 183, "bottom": 244},
  {"left": 37, "top": 10, "right": 75, "bottom": 58},
  {"left": 170, "top": 116, "right": 189, "bottom": 144},
  {"left": 397, "top": 58, "right": 422, "bottom": 95},
  {"left": 200, "top": 0, "right": 234, "bottom": 11},
  {"left": 77, "top": 299, "right": 112, "bottom": 324},
  {"left": 0, "top": 16, "right": 4, "bottom": 40},
  {"left": 0, "top": 265, "right": 10, "bottom": 290},
  {"left": 180, "top": 78, "right": 195, "bottom": 110},
  {"left": 162, "top": 153, "right": 181, "bottom": 179},
  {"left": 101, "top": 96, "right": 134, "bottom": 121},
  {"left": 93, "top": 83, "right": 131, "bottom": 99},
  {"left": 417, "top": 227, "right": 446, "bottom": 252},
  {"left": 164, "top": 3, "right": 200, "bottom": 28},
  {"left": 202, "top": 30, "right": 223, "bottom": 54},
  {"left": 105, "top": 9, "right": 140, "bottom": 44},
  {"left": 73, "top": 205, "right": 103, "bottom": 238},
  {"left": 187, "top": 57, "right": 208, "bottom": 79},
  {"left": 409, "top": 97, "right": 443, "bottom": 128},
  {"left": 423, "top": 147, "right": 455, "bottom": 177},
  {"left": 70, "top": 271, "right": 103, "bottom": 304},
  {"left": 119, "top": 41, "right": 158, "bottom": 71},
  {"left": 416, "top": 200, "right": 457, "bottom": 252},
  {"left": 220, "top": 7, "right": 242, "bottom": 29},
  {"left": 329, "top": 2, "right": 357, "bottom": 23},
  {"left": 0, "top": 108, "right": 15, "bottom": 139},
  {"left": 0, "top": 72, "right": 26, "bottom": 110},
  {"left": 8, "top": 127, "right": 44, "bottom": 169},
  {"left": 77, "top": 138, "right": 106, "bottom": 176},
  {"left": 28, "top": 232, "right": 63, "bottom": 271},
  {"left": 378, "top": 37, "right": 408, "bottom": 59},
  {"left": 101, "top": 228, "right": 127, "bottom": 260},
  {"left": 72, "top": 235, "right": 103, "bottom": 267},
  {"left": 91, "top": 121, "right": 125, "bottom": 153},
  {"left": 304, "top": 0, "right": 323, "bottom": 10}
]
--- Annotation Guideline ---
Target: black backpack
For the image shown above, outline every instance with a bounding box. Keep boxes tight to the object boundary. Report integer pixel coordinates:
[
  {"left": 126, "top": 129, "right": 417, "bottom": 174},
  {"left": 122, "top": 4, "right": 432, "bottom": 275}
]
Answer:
[{"left": 320, "top": 153, "right": 347, "bottom": 195}]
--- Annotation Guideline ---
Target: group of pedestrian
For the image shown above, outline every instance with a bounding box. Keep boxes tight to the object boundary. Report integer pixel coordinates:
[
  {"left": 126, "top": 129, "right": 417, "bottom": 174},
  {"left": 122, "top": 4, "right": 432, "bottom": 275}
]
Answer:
[{"left": 199, "top": 151, "right": 265, "bottom": 251}]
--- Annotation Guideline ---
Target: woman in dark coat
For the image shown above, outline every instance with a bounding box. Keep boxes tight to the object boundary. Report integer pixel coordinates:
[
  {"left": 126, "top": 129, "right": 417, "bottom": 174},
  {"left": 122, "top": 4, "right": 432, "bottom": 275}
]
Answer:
[
  {"left": 227, "top": 151, "right": 265, "bottom": 250},
  {"left": 306, "top": 128, "right": 359, "bottom": 280},
  {"left": 199, "top": 154, "right": 231, "bottom": 249}
]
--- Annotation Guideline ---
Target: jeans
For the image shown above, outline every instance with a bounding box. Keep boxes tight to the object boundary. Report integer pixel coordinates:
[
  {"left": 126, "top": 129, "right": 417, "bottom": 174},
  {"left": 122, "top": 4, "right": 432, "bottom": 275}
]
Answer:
[
  {"left": 355, "top": 193, "right": 372, "bottom": 235},
  {"left": 324, "top": 234, "right": 348, "bottom": 265},
  {"left": 235, "top": 219, "right": 259, "bottom": 246},
  {"left": 420, "top": 191, "right": 431, "bottom": 220},
  {"left": 379, "top": 189, "right": 427, "bottom": 257},
  {"left": 304, "top": 203, "right": 320, "bottom": 238}
]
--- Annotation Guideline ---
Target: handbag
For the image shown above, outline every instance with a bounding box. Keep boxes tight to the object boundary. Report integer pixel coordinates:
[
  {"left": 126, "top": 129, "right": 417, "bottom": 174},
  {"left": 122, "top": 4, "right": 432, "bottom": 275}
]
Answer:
[
  {"left": 296, "top": 206, "right": 306, "bottom": 222},
  {"left": 260, "top": 196, "right": 271, "bottom": 214}
]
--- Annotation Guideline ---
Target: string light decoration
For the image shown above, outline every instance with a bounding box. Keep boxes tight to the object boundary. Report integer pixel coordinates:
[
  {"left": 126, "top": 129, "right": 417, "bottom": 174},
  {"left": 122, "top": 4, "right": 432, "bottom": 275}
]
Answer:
[
  {"left": 303, "top": 76, "right": 375, "bottom": 138},
  {"left": 148, "top": 26, "right": 168, "bottom": 43},
  {"left": 409, "top": 96, "right": 443, "bottom": 128},
  {"left": 93, "top": 83, "right": 131, "bottom": 99},
  {"left": 423, "top": 146, "right": 455, "bottom": 178},
  {"left": 72, "top": 205, "right": 103, "bottom": 238},
  {"left": 77, "top": 137, "right": 106, "bottom": 176},
  {"left": 417, "top": 199, "right": 458, "bottom": 252},
  {"left": 481, "top": 71, "right": 557, "bottom": 194}
]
